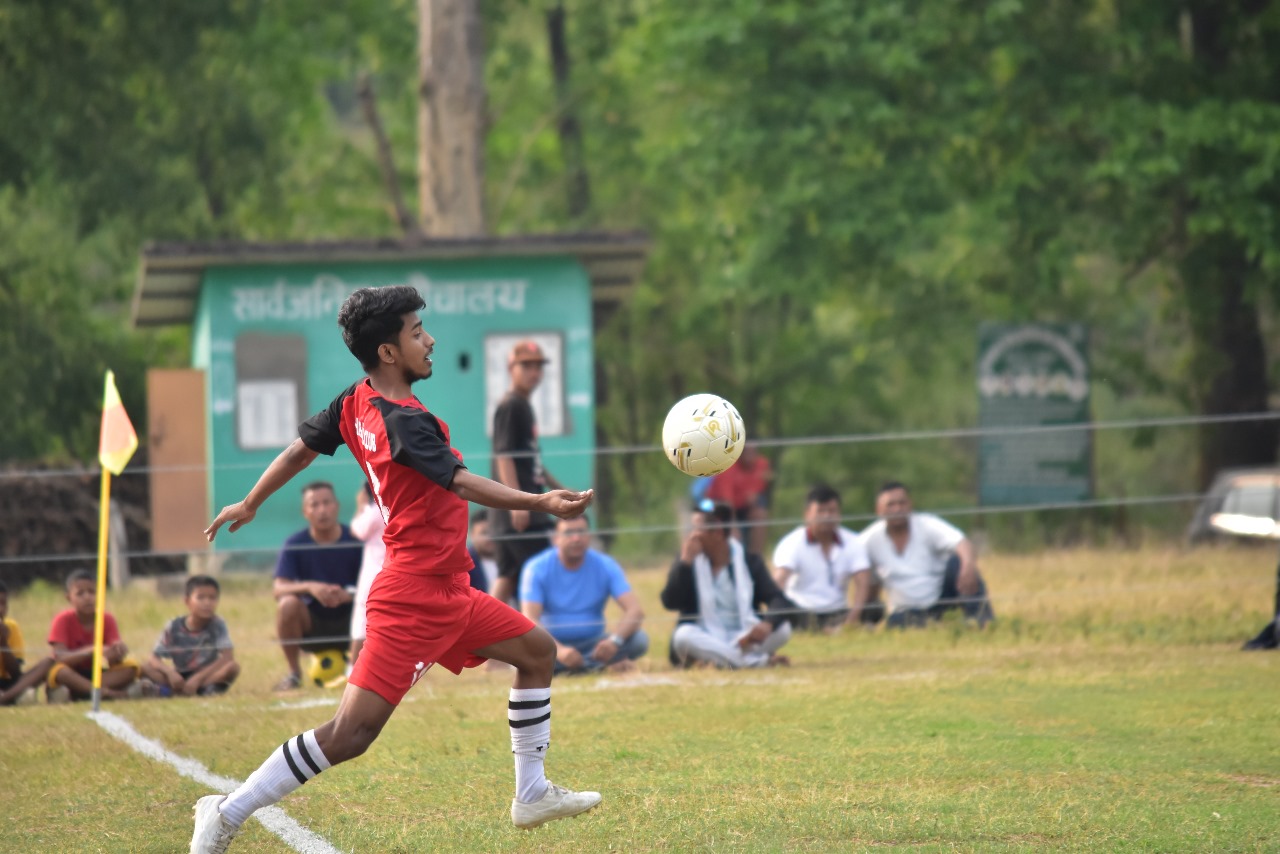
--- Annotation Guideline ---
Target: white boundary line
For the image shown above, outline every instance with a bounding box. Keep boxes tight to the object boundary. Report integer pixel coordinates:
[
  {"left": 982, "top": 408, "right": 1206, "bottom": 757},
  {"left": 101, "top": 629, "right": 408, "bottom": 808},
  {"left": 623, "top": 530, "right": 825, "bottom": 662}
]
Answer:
[{"left": 88, "top": 710, "right": 344, "bottom": 854}]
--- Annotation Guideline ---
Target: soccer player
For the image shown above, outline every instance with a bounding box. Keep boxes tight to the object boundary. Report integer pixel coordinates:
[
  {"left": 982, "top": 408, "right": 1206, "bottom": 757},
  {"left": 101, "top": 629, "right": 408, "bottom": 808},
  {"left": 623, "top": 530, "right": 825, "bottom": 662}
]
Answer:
[{"left": 191, "top": 285, "right": 600, "bottom": 853}]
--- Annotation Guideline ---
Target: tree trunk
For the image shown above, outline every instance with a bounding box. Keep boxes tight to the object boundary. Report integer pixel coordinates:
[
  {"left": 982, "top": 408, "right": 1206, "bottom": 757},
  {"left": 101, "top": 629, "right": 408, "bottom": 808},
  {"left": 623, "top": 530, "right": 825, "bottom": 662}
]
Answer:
[
  {"left": 417, "top": 0, "right": 487, "bottom": 236},
  {"left": 546, "top": 2, "right": 592, "bottom": 220},
  {"left": 1182, "top": 240, "right": 1278, "bottom": 488}
]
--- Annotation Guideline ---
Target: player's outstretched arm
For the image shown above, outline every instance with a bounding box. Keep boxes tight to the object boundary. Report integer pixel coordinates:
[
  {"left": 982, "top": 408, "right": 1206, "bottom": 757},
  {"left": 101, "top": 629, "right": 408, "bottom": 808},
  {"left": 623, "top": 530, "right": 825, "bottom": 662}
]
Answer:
[
  {"left": 205, "top": 439, "right": 320, "bottom": 541},
  {"left": 449, "top": 469, "right": 594, "bottom": 519}
]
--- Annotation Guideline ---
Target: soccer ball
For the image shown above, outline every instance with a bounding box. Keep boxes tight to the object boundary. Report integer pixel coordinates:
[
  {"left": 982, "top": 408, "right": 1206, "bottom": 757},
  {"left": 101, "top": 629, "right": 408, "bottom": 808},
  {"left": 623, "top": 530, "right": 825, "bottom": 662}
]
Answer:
[
  {"left": 662, "top": 393, "right": 747, "bottom": 477},
  {"left": 308, "top": 649, "right": 347, "bottom": 687}
]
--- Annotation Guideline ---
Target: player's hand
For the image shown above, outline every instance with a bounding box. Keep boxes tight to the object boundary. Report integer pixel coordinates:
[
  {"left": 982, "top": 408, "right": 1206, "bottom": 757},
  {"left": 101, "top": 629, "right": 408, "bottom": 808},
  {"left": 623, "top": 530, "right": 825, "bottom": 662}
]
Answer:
[
  {"left": 106, "top": 641, "right": 126, "bottom": 665},
  {"left": 680, "top": 531, "right": 704, "bottom": 563},
  {"left": 171, "top": 673, "right": 188, "bottom": 694},
  {"left": 511, "top": 508, "right": 531, "bottom": 531},
  {"left": 556, "top": 645, "right": 585, "bottom": 671},
  {"left": 205, "top": 501, "right": 256, "bottom": 541},
  {"left": 540, "top": 489, "right": 595, "bottom": 520}
]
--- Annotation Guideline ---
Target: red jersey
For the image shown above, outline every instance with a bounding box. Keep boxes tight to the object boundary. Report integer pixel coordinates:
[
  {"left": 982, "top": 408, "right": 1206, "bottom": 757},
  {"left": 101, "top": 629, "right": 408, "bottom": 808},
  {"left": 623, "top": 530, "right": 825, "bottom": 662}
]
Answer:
[{"left": 299, "top": 379, "right": 471, "bottom": 575}]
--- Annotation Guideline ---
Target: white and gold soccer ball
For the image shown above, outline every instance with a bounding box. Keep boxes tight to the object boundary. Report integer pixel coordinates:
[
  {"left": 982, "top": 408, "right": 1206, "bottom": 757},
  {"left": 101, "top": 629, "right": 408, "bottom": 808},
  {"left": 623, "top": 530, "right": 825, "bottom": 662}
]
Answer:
[{"left": 662, "top": 393, "right": 746, "bottom": 477}]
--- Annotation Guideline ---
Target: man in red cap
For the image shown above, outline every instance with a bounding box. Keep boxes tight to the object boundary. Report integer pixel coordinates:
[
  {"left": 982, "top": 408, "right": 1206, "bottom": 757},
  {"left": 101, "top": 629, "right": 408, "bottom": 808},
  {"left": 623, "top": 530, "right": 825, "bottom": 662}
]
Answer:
[{"left": 490, "top": 340, "right": 566, "bottom": 606}]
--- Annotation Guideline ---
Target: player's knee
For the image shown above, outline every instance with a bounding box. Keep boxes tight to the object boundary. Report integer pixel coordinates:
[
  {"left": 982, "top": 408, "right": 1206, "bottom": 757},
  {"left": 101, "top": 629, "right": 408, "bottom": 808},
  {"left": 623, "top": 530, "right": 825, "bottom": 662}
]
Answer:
[{"left": 324, "top": 720, "right": 381, "bottom": 764}]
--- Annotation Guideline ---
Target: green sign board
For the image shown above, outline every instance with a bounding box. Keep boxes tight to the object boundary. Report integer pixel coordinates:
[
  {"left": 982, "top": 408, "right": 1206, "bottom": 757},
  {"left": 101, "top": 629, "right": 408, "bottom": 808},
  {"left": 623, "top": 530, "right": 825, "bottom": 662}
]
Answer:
[
  {"left": 192, "top": 256, "right": 596, "bottom": 560},
  {"left": 977, "top": 323, "right": 1092, "bottom": 506}
]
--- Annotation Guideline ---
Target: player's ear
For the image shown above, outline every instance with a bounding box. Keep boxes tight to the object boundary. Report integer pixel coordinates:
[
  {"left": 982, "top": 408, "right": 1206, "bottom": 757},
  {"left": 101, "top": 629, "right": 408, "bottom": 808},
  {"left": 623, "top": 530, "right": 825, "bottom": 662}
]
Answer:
[{"left": 378, "top": 342, "right": 396, "bottom": 364}]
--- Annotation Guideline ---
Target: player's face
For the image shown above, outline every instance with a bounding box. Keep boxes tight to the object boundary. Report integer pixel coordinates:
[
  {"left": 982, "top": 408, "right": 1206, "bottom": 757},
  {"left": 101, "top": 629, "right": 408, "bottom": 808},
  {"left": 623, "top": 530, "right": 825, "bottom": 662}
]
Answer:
[
  {"left": 394, "top": 313, "right": 435, "bottom": 382},
  {"left": 186, "top": 585, "right": 219, "bottom": 620},
  {"left": 805, "top": 499, "right": 842, "bottom": 536},
  {"left": 876, "top": 488, "right": 912, "bottom": 524},
  {"left": 302, "top": 487, "right": 340, "bottom": 533},
  {"left": 67, "top": 579, "right": 97, "bottom": 617},
  {"left": 555, "top": 520, "right": 591, "bottom": 563}
]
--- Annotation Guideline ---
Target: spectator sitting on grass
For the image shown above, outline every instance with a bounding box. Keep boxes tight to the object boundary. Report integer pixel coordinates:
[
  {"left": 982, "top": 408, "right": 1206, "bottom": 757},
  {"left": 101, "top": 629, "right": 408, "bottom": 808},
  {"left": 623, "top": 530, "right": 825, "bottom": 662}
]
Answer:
[
  {"left": 0, "top": 580, "right": 56, "bottom": 706},
  {"left": 772, "top": 483, "right": 878, "bottom": 632},
  {"left": 142, "top": 575, "right": 240, "bottom": 697},
  {"left": 272, "top": 481, "right": 363, "bottom": 691},
  {"left": 520, "top": 516, "right": 648, "bottom": 675},
  {"left": 857, "top": 482, "right": 994, "bottom": 629},
  {"left": 45, "top": 568, "right": 143, "bottom": 702},
  {"left": 661, "top": 500, "right": 797, "bottom": 668}
]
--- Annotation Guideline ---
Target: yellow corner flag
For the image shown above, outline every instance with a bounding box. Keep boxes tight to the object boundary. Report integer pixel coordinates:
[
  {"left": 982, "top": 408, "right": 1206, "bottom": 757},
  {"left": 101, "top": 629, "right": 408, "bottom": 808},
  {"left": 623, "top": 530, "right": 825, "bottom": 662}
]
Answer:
[{"left": 99, "top": 370, "right": 138, "bottom": 475}]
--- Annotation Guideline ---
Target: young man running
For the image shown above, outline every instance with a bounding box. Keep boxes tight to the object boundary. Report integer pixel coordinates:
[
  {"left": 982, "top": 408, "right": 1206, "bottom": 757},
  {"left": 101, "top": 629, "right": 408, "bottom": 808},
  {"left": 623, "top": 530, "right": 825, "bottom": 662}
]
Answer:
[{"left": 192, "top": 285, "right": 600, "bottom": 853}]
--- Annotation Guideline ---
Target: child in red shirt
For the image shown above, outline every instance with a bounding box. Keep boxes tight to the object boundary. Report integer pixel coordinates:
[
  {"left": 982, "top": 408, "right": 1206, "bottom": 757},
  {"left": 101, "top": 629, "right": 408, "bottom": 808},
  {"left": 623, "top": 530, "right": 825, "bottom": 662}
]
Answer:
[{"left": 46, "top": 569, "right": 141, "bottom": 701}]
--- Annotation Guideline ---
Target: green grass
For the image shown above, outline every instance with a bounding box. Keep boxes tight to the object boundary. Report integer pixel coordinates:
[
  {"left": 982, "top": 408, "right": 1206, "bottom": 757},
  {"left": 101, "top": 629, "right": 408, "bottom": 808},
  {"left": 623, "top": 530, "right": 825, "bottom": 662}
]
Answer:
[{"left": 2, "top": 546, "right": 1278, "bottom": 852}]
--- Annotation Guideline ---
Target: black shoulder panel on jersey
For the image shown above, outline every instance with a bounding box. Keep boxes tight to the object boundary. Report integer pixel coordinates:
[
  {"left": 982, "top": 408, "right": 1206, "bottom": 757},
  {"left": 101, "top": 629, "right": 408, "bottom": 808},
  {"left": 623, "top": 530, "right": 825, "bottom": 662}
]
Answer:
[
  {"left": 376, "top": 399, "right": 466, "bottom": 489},
  {"left": 298, "top": 382, "right": 360, "bottom": 455}
]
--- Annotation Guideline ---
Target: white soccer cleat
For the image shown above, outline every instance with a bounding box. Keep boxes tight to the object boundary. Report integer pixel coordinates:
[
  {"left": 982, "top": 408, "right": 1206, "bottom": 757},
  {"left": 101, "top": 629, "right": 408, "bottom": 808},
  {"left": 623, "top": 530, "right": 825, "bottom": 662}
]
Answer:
[
  {"left": 191, "top": 795, "right": 239, "bottom": 853},
  {"left": 511, "top": 781, "right": 602, "bottom": 829}
]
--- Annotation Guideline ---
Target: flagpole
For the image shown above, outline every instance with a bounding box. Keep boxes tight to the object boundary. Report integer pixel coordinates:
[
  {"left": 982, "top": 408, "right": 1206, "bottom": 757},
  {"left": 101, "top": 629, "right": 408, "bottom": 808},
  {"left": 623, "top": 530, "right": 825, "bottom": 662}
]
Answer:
[{"left": 91, "top": 466, "right": 111, "bottom": 712}]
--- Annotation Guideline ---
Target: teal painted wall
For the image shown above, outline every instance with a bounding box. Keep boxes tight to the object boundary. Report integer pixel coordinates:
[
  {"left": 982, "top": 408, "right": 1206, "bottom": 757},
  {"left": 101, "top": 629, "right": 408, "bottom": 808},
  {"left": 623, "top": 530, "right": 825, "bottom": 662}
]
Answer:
[{"left": 196, "top": 257, "right": 595, "bottom": 565}]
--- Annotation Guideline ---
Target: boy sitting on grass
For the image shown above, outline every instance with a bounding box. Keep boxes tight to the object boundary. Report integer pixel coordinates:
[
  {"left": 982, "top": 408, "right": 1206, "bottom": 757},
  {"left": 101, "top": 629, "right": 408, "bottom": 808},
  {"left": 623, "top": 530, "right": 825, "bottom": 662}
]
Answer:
[
  {"left": 46, "top": 568, "right": 143, "bottom": 702},
  {"left": 0, "top": 580, "right": 56, "bottom": 706},
  {"left": 142, "top": 575, "right": 240, "bottom": 696}
]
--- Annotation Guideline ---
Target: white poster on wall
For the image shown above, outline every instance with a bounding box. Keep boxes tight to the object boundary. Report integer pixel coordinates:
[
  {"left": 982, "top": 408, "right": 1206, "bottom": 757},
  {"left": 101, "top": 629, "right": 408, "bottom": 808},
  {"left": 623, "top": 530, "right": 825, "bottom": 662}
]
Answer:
[
  {"left": 237, "top": 380, "right": 299, "bottom": 450},
  {"left": 484, "top": 332, "right": 565, "bottom": 437}
]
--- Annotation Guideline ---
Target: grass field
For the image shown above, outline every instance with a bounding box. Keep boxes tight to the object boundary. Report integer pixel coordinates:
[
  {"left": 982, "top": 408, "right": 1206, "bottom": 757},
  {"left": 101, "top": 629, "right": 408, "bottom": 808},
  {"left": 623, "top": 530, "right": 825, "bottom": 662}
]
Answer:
[{"left": 1, "top": 546, "right": 1277, "bottom": 852}]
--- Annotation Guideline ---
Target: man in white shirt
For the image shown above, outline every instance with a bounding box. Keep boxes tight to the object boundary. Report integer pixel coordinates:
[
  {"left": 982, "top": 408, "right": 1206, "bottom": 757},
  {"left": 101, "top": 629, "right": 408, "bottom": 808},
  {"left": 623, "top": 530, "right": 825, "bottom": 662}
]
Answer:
[
  {"left": 857, "top": 482, "right": 994, "bottom": 628},
  {"left": 772, "top": 484, "right": 875, "bottom": 631}
]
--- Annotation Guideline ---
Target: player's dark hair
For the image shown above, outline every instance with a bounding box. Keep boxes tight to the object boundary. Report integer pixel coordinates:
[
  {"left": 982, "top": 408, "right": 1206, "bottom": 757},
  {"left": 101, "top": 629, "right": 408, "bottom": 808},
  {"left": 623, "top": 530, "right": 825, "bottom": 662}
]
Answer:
[
  {"left": 338, "top": 285, "right": 427, "bottom": 371},
  {"left": 185, "top": 575, "right": 220, "bottom": 598},
  {"left": 470, "top": 509, "right": 489, "bottom": 527},
  {"left": 806, "top": 483, "right": 841, "bottom": 506},
  {"left": 302, "top": 480, "right": 335, "bottom": 498},
  {"left": 878, "top": 480, "right": 910, "bottom": 496},
  {"left": 0, "top": 580, "right": 7, "bottom": 595},
  {"left": 65, "top": 568, "right": 95, "bottom": 589}
]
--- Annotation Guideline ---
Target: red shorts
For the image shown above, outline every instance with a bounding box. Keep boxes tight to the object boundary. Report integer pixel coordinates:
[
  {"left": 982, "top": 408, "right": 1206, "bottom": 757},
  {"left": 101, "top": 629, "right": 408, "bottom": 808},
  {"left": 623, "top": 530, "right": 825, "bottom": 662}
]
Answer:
[{"left": 350, "top": 569, "right": 534, "bottom": 705}]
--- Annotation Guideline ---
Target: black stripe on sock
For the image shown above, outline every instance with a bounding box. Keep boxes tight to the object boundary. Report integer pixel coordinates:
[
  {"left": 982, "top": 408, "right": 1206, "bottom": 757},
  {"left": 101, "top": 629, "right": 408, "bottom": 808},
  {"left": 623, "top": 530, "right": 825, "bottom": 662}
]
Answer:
[
  {"left": 508, "top": 699, "right": 550, "bottom": 710},
  {"left": 281, "top": 740, "right": 308, "bottom": 784},
  {"left": 295, "top": 734, "right": 322, "bottom": 776},
  {"left": 508, "top": 712, "right": 551, "bottom": 729}
]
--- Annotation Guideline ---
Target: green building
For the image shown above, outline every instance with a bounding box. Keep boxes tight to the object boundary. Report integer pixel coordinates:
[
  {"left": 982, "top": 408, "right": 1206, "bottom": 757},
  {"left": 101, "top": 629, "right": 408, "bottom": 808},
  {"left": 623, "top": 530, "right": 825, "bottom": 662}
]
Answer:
[{"left": 132, "top": 234, "right": 648, "bottom": 567}]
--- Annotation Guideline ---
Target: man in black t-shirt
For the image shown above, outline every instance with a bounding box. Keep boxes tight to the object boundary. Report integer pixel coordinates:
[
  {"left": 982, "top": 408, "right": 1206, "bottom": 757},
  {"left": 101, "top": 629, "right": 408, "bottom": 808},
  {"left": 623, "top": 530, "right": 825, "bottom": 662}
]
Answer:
[{"left": 490, "top": 340, "right": 565, "bottom": 605}]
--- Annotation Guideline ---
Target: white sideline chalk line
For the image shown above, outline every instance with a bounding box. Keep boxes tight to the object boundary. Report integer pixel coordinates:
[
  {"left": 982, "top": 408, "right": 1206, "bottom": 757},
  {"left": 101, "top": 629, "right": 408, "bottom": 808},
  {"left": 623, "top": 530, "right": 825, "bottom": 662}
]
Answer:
[{"left": 88, "top": 710, "right": 344, "bottom": 854}]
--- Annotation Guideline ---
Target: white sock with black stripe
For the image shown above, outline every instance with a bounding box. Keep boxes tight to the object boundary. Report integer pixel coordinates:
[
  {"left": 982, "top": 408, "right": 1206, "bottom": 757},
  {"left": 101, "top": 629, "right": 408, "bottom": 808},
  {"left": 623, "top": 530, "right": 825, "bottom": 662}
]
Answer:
[
  {"left": 218, "top": 729, "right": 332, "bottom": 828},
  {"left": 509, "top": 687, "right": 551, "bottom": 804}
]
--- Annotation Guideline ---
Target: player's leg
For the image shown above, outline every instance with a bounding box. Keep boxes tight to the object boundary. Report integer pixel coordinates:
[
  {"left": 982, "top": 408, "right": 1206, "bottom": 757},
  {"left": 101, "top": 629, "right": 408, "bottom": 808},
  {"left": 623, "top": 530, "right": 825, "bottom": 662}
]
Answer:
[
  {"left": 195, "top": 684, "right": 396, "bottom": 851},
  {"left": 470, "top": 603, "right": 601, "bottom": 829},
  {"left": 275, "top": 595, "right": 311, "bottom": 688}
]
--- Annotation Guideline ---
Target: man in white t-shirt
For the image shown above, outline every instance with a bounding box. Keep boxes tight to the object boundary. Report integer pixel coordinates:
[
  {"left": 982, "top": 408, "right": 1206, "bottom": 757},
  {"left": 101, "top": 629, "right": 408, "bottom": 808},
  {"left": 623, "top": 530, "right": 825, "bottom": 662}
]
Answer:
[
  {"left": 857, "top": 482, "right": 994, "bottom": 628},
  {"left": 772, "top": 484, "right": 875, "bottom": 631}
]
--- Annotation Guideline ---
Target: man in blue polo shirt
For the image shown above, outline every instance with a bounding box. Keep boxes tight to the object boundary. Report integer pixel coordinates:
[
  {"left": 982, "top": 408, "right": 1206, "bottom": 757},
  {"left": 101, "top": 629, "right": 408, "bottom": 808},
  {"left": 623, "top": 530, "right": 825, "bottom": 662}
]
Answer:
[
  {"left": 520, "top": 516, "right": 648, "bottom": 674},
  {"left": 273, "top": 481, "right": 363, "bottom": 690}
]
